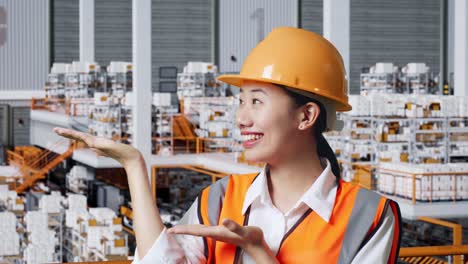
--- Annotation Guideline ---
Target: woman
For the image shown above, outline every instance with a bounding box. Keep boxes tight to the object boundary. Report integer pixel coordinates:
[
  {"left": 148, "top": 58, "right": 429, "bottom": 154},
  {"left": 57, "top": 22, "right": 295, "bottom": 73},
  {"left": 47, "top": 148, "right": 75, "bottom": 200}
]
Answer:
[{"left": 54, "top": 27, "right": 401, "bottom": 263}]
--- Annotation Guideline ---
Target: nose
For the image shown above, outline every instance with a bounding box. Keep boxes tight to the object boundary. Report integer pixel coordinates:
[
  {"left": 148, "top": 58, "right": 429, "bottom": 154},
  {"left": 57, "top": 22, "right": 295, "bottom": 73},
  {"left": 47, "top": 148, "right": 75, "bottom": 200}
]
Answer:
[{"left": 236, "top": 105, "right": 253, "bottom": 129}]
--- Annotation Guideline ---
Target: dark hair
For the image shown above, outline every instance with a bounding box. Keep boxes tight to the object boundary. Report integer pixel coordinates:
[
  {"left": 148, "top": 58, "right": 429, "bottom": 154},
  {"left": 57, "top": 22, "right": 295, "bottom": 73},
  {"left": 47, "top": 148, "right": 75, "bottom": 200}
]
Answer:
[{"left": 283, "top": 87, "right": 341, "bottom": 183}]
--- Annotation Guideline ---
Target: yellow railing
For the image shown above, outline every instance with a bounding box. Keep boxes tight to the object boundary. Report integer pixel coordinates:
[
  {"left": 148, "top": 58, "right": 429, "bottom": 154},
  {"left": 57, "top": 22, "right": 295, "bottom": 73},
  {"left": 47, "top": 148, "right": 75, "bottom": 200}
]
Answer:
[
  {"left": 152, "top": 136, "right": 197, "bottom": 155},
  {"left": 6, "top": 150, "right": 26, "bottom": 167},
  {"left": 30, "top": 97, "right": 48, "bottom": 110},
  {"left": 400, "top": 217, "right": 467, "bottom": 264},
  {"left": 150, "top": 164, "right": 227, "bottom": 202},
  {"left": 9, "top": 140, "right": 77, "bottom": 193},
  {"left": 378, "top": 168, "right": 468, "bottom": 204},
  {"left": 31, "top": 97, "right": 81, "bottom": 116},
  {"left": 339, "top": 159, "right": 373, "bottom": 190},
  {"left": 195, "top": 137, "right": 238, "bottom": 154}
]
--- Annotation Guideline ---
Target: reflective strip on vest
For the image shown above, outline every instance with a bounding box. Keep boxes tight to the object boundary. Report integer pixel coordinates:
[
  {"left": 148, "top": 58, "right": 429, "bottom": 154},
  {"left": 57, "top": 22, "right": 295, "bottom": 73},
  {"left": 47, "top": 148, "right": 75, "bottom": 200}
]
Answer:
[
  {"left": 206, "top": 176, "right": 230, "bottom": 225},
  {"left": 337, "top": 188, "right": 382, "bottom": 264}
]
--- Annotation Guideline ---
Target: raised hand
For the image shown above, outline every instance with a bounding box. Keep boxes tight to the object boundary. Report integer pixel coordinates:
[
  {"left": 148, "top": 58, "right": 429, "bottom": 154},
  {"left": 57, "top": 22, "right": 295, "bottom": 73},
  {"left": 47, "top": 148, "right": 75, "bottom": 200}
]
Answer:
[
  {"left": 55, "top": 127, "right": 168, "bottom": 259},
  {"left": 53, "top": 127, "right": 141, "bottom": 167}
]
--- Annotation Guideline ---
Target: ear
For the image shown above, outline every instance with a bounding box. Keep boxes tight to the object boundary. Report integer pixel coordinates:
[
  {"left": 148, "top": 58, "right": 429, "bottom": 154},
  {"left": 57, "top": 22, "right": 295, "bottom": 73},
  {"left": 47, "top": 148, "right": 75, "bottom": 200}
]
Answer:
[{"left": 298, "top": 102, "right": 320, "bottom": 130}]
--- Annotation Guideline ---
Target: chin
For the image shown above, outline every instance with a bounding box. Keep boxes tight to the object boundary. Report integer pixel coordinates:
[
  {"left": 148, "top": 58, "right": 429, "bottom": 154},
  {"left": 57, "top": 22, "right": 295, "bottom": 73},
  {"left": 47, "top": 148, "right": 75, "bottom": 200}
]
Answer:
[{"left": 243, "top": 148, "right": 272, "bottom": 164}]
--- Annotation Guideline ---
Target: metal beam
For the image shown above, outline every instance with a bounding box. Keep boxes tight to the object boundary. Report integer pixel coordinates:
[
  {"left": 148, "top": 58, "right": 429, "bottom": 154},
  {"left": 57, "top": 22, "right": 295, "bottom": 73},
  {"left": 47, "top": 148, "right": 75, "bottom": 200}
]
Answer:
[
  {"left": 323, "top": 0, "right": 350, "bottom": 84},
  {"left": 439, "top": 0, "right": 448, "bottom": 94},
  {"left": 79, "top": 0, "right": 94, "bottom": 62},
  {"left": 211, "top": 0, "right": 218, "bottom": 65},
  {"left": 132, "top": 0, "right": 152, "bottom": 178},
  {"left": 454, "top": 0, "right": 468, "bottom": 96}
]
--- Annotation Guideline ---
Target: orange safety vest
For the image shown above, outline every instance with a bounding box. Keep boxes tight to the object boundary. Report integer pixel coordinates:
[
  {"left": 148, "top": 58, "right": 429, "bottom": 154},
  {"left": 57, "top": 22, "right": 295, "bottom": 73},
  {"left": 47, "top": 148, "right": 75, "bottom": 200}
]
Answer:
[{"left": 197, "top": 173, "right": 401, "bottom": 264}]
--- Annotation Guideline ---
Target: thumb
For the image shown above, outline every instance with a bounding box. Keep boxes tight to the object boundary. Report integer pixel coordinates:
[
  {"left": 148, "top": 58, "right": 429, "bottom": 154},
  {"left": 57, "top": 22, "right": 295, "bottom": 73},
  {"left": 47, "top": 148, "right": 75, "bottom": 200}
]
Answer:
[{"left": 222, "top": 218, "right": 246, "bottom": 236}]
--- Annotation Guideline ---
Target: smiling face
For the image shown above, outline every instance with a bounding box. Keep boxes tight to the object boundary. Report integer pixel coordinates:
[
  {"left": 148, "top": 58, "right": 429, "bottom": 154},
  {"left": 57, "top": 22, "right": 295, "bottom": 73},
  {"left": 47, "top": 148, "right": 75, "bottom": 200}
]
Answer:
[{"left": 236, "top": 81, "right": 305, "bottom": 164}]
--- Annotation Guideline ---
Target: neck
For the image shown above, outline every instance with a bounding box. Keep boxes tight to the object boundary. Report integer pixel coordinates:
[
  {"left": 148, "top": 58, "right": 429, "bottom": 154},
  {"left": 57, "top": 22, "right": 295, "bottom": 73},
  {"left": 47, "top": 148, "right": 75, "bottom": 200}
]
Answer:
[{"left": 266, "top": 142, "right": 324, "bottom": 213}]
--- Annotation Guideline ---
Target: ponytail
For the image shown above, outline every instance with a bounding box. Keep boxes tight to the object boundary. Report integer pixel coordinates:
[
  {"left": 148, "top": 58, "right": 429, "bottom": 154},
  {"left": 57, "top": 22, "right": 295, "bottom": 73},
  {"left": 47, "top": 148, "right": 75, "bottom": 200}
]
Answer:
[
  {"left": 316, "top": 128, "right": 341, "bottom": 183},
  {"left": 313, "top": 102, "right": 341, "bottom": 183}
]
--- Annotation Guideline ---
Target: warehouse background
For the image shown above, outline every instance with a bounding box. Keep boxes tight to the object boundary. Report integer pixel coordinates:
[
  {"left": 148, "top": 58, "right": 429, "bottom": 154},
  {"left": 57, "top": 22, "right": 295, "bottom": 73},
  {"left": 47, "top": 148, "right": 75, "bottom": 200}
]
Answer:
[
  {"left": 2, "top": 1, "right": 468, "bottom": 262},
  {"left": 0, "top": 0, "right": 444, "bottom": 153},
  {"left": 47, "top": 0, "right": 440, "bottom": 94}
]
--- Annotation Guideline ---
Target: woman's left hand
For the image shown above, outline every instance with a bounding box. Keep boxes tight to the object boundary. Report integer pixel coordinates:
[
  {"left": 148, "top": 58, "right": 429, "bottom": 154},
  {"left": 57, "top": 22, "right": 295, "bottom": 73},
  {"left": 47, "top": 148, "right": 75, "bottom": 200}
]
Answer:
[
  {"left": 167, "top": 218, "right": 263, "bottom": 250},
  {"left": 167, "top": 218, "right": 278, "bottom": 263}
]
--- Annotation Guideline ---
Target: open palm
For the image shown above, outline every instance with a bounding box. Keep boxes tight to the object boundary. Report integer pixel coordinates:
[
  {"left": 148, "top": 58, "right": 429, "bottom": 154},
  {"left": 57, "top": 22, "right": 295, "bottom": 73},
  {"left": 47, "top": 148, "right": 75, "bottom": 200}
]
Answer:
[
  {"left": 53, "top": 127, "right": 141, "bottom": 166},
  {"left": 167, "top": 218, "right": 264, "bottom": 250}
]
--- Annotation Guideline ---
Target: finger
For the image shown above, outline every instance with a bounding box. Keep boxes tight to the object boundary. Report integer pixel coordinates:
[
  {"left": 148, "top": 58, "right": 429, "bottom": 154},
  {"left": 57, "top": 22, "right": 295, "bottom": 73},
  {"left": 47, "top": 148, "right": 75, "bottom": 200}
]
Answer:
[
  {"left": 54, "top": 127, "right": 84, "bottom": 141},
  {"left": 222, "top": 219, "right": 246, "bottom": 236},
  {"left": 168, "top": 224, "right": 246, "bottom": 246},
  {"left": 54, "top": 127, "right": 94, "bottom": 147},
  {"left": 167, "top": 224, "right": 213, "bottom": 236},
  {"left": 168, "top": 224, "right": 236, "bottom": 239}
]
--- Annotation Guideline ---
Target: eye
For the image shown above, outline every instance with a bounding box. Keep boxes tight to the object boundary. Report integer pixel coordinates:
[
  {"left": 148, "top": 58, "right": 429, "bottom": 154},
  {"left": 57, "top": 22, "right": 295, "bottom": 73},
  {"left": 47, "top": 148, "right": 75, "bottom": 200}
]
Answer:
[
  {"left": 238, "top": 98, "right": 244, "bottom": 105},
  {"left": 252, "top": 99, "right": 262, "bottom": 104}
]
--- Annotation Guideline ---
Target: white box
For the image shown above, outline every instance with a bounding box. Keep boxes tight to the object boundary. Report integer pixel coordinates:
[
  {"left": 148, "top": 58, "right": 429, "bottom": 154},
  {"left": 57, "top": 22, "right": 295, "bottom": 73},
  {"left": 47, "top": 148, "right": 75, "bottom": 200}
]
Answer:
[
  {"left": 406, "top": 63, "right": 428, "bottom": 74},
  {"left": 374, "top": 63, "right": 394, "bottom": 74}
]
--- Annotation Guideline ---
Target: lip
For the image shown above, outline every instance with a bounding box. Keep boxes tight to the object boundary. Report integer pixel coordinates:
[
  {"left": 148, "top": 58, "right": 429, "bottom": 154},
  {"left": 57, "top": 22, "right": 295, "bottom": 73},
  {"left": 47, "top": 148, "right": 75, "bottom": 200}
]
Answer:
[
  {"left": 241, "top": 131, "right": 264, "bottom": 135},
  {"left": 243, "top": 137, "right": 262, "bottom": 149},
  {"left": 241, "top": 132, "right": 264, "bottom": 149}
]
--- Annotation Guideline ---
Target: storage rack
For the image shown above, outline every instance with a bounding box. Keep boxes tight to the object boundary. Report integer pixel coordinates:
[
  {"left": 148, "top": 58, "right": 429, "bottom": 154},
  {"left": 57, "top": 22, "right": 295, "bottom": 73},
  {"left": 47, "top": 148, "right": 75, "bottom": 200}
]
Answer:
[
  {"left": 343, "top": 116, "right": 375, "bottom": 164},
  {"left": 360, "top": 63, "right": 439, "bottom": 95},
  {"left": 373, "top": 118, "right": 411, "bottom": 163},
  {"left": 360, "top": 72, "right": 400, "bottom": 94},
  {"left": 153, "top": 106, "right": 177, "bottom": 155},
  {"left": 48, "top": 212, "right": 64, "bottom": 263},
  {"left": 177, "top": 72, "right": 224, "bottom": 99},
  {"left": 448, "top": 117, "right": 468, "bottom": 163}
]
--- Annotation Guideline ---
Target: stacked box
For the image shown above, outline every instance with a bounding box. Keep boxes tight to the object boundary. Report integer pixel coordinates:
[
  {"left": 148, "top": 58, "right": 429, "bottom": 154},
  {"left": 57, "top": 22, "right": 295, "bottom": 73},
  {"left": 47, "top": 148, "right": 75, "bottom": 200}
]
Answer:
[
  {"left": 0, "top": 184, "right": 8, "bottom": 205},
  {"left": 89, "top": 208, "right": 122, "bottom": 232},
  {"left": 87, "top": 226, "right": 106, "bottom": 250},
  {"left": 25, "top": 211, "right": 48, "bottom": 233},
  {"left": 66, "top": 165, "right": 91, "bottom": 194},
  {"left": 377, "top": 162, "right": 468, "bottom": 201},
  {"left": 68, "top": 194, "right": 88, "bottom": 211},
  {"left": 445, "top": 96, "right": 468, "bottom": 117},
  {"left": 65, "top": 209, "right": 88, "bottom": 229},
  {"left": 0, "top": 190, "right": 24, "bottom": 211},
  {"left": 370, "top": 94, "right": 407, "bottom": 117},
  {"left": 153, "top": 93, "right": 172, "bottom": 107},
  {"left": 24, "top": 244, "right": 55, "bottom": 264},
  {"left": 65, "top": 205, "right": 128, "bottom": 260},
  {"left": 0, "top": 212, "right": 20, "bottom": 256},
  {"left": 39, "top": 191, "right": 64, "bottom": 213},
  {"left": 456, "top": 176, "right": 468, "bottom": 200},
  {"left": 377, "top": 144, "right": 409, "bottom": 163},
  {"left": 24, "top": 210, "right": 61, "bottom": 264},
  {"left": 29, "top": 228, "right": 57, "bottom": 247}
]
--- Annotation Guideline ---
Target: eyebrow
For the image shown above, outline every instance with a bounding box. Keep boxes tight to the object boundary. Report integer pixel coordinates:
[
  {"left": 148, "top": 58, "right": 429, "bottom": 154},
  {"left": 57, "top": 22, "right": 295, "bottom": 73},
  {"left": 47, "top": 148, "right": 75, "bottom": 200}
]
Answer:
[{"left": 240, "top": 89, "right": 268, "bottom": 95}]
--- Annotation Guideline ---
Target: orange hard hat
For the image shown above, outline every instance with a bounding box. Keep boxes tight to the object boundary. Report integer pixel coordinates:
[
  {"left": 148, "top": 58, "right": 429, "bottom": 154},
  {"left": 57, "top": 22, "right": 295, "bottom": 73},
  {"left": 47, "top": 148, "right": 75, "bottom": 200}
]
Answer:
[{"left": 218, "top": 27, "right": 351, "bottom": 112}]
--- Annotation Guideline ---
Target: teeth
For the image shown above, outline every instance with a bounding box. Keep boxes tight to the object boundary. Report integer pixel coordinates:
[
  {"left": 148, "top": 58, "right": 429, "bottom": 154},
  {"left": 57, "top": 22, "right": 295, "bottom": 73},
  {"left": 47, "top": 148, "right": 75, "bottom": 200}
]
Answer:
[{"left": 242, "top": 134, "right": 263, "bottom": 142}]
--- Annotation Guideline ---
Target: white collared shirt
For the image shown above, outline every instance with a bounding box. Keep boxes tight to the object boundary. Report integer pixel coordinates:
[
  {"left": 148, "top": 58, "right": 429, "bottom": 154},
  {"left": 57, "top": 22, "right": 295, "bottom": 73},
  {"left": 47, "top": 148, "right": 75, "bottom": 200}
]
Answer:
[{"left": 133, "top": 160, "right": 395, "bottom": 264}]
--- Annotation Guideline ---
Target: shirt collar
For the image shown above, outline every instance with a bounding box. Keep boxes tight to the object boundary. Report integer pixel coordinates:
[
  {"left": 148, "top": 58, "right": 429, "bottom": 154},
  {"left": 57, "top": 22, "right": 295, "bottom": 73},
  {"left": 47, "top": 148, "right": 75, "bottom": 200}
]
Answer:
[{"left": 241, "top": 159, "right": 338, "bottom": 223}]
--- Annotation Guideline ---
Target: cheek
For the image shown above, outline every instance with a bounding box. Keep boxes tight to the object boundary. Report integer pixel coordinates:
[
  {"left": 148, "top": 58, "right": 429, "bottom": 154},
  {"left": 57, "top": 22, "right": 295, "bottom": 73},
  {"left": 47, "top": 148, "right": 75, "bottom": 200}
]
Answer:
[{"left": 259, "top": 106, "right": 296, "bottom": 139}]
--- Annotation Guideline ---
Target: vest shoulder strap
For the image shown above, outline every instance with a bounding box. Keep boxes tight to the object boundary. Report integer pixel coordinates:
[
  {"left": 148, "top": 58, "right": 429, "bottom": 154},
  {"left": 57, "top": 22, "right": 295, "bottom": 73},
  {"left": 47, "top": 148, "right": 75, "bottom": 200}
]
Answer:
[
  {"left": 198, "top": 173, "right": 258, "bottom": 226},
  {"left": 197, "top": 173, "right": 259, "bottom": 263},
  {"left": 338, "top": 183, "right": 402, "bottom": 264},
  {"left": 337, "top": 184, "right": 387, "bottom": 263}
]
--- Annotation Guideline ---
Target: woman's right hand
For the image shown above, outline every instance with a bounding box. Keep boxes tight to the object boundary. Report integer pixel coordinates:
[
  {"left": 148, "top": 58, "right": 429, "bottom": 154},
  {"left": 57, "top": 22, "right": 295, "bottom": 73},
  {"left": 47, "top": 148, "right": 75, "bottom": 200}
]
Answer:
[
  {"left": 53, "top": 127, "right": 142, "bottom": 167},
  {"left": 55, "top": 127, "right": 166, "bottom": 261}
]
